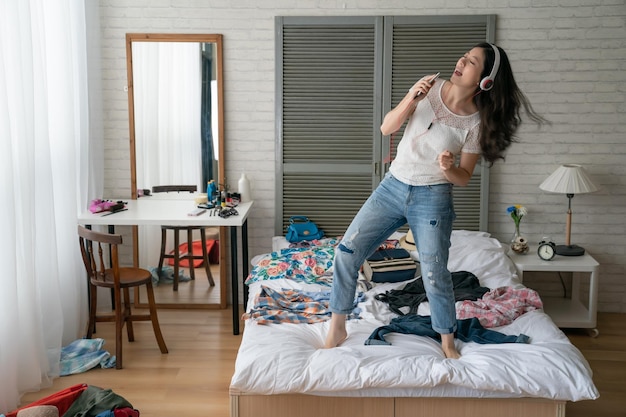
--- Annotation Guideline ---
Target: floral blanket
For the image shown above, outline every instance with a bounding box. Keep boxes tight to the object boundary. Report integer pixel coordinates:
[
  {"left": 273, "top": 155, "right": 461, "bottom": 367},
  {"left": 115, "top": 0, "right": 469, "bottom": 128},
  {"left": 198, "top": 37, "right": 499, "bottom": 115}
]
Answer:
[{"left": 245, "top": 237, "right": 340, "bottom": 286}]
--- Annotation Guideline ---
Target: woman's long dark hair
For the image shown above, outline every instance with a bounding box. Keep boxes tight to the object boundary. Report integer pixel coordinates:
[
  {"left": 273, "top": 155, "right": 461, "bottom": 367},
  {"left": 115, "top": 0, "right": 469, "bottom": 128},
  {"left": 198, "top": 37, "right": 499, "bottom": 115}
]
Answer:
[{"left": 474, "top": 43, "right": 547, "bottom": 164}]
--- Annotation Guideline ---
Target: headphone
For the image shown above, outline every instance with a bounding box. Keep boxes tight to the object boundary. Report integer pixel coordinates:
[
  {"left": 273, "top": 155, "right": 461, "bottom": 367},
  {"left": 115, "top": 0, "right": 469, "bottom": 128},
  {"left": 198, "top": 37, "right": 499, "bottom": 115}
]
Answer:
[{"left": 479, "top": 43, "right": 500, "bottom": 91}]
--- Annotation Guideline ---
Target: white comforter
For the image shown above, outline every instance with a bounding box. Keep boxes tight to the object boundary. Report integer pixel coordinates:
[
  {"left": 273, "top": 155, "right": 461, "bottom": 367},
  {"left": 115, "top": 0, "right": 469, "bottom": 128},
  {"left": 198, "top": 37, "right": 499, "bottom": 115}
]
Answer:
[{"left": 230, "top": 231, "right": 599, "bottom": 401}]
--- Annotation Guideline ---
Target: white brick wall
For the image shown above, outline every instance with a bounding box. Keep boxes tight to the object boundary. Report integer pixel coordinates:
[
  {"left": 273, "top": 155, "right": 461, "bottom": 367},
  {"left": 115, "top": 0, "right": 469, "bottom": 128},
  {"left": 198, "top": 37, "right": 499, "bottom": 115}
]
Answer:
[{"left": 98, "top": 0, "right": 626, "bottom": 312}]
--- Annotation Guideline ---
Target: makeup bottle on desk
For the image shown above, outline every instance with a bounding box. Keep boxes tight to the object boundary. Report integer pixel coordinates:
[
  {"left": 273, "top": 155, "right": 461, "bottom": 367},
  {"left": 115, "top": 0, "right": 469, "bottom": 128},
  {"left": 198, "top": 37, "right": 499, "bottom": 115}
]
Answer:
[
  {"left": 238, "top": 173, "right": 251, "bottom": 202},
  {"left": 215, "top": 190, "right": 221, "bottom": 207}
]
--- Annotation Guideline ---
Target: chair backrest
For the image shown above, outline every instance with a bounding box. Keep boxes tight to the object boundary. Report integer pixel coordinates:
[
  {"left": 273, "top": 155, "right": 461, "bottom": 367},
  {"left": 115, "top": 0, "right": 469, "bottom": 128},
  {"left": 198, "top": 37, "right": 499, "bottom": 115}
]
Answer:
[
  {"left": 78, "top": 225, "right": 122, "bottom": 287},
  {"left": 152, "top": 185, "right": 197, "bottom": 193}
]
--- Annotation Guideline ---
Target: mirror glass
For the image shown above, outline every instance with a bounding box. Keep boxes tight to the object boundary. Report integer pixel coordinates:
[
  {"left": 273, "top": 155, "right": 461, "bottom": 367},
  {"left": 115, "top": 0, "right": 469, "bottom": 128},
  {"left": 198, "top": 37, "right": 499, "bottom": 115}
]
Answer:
[{"left": 126, "top": 33, "right": 225, "bottom": 309}]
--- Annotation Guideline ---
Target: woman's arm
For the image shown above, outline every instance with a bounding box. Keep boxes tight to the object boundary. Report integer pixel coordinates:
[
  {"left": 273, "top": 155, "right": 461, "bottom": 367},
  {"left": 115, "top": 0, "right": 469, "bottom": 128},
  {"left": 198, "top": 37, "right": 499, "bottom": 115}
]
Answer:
[
  {"left": 380, "top": 75, "right": 438, "bottom": 136},
  {"left": 438, "top": 151, "right": 480, "bottom": 186}
]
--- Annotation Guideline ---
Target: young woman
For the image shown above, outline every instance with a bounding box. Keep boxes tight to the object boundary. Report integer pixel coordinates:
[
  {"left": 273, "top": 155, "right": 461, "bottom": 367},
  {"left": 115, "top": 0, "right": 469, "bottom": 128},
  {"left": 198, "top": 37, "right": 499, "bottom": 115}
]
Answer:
[{"left": 324, "top": 43, "right": 546, "bottom": 358}]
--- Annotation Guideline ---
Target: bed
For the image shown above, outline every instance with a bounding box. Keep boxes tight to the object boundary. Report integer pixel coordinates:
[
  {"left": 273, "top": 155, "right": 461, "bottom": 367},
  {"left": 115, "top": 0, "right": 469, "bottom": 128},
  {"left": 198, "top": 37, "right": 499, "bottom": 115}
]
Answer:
[{"left": 229, "top": 230, "right": 598, "bottom": 417}]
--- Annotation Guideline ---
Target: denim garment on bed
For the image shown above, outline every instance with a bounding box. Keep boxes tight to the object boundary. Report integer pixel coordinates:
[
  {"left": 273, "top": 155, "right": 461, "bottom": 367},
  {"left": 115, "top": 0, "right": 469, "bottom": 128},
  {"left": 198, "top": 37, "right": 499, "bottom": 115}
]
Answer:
[{"left": 365, "top": 315, "right": 530, "bottom": 346}]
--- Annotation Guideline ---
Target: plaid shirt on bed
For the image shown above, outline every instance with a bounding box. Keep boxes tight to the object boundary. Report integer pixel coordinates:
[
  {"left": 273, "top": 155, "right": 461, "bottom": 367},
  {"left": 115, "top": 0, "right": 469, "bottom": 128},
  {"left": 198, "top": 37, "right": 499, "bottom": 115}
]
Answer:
[{"left": 456, "top": 287, "right": 543, "bottom": 328}]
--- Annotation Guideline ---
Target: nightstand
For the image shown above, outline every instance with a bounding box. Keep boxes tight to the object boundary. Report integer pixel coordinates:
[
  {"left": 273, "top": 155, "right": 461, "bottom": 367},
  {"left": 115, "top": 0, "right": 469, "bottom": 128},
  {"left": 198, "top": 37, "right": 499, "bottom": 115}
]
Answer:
[{"left": 508, "top": 247, "right": 600, "bottom": 337}]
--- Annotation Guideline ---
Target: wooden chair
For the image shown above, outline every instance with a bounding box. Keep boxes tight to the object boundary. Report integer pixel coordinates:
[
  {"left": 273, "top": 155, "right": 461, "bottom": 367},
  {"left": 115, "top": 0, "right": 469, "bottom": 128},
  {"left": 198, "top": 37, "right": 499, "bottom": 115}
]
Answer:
[
  {"left": 78, "top": 225, "right": 168, "bottom": 369},
  {"left": 152, "top": 185, "right": 217, "bottom": 291}
]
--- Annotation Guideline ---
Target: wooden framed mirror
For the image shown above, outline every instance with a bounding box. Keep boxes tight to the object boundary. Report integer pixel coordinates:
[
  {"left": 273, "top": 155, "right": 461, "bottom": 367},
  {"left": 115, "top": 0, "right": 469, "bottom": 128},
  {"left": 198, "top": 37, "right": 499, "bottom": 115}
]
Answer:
[{"left": 126, "top": 33, "right": 225, "bottom": 309}]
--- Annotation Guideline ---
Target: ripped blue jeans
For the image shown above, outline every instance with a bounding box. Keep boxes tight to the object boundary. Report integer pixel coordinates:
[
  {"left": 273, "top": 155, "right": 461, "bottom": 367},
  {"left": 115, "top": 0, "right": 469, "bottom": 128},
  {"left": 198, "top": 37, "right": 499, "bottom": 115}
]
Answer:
[{"left": 329, "top": 172, "right": 457, "bottom": 334}]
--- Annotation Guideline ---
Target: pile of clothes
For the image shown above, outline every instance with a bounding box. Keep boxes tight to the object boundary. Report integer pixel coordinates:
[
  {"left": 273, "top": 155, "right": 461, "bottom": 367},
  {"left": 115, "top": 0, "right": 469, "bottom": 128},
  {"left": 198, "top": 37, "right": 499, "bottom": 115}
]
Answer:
[{"left": 4, "top": 384, "right": 138, "bottom": 417}]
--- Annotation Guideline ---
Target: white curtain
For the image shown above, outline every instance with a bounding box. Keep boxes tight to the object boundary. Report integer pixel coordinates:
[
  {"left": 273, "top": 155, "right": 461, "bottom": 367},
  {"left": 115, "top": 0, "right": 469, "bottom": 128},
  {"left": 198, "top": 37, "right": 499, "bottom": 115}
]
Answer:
[
  {"left": 0, "top": 0, "right": 99, "bottom": 412},
  {"left": 133, "top": 42, "right": 202, "bottom": 268}
]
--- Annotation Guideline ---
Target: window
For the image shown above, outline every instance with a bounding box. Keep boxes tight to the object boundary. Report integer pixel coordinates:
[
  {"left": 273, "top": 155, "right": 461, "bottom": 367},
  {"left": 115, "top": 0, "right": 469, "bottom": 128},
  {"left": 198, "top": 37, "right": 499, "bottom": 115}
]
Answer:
[{"left": 276, "top": 15, "right": 495, "bottom": 237}]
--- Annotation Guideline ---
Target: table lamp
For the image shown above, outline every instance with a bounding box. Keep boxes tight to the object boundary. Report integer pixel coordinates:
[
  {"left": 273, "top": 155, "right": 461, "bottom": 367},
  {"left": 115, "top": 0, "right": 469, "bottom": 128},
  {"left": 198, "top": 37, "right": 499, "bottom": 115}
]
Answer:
[{"left": 539, "top": 164, "right": 599, "bottom": 256}]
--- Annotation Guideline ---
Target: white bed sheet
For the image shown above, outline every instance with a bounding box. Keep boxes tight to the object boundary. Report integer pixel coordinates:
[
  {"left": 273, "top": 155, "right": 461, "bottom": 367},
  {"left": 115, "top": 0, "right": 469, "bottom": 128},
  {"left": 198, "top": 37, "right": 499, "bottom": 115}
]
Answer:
[{"left": 230, "top": 231, "right": 599, "bottom": 401}]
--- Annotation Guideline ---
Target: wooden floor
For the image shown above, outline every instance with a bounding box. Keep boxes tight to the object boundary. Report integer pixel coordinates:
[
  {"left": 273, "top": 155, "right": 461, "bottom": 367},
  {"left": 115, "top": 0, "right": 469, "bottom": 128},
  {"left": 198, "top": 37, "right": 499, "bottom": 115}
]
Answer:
[
  {"left": 140, "top": 262, "right": 223, "bottom": 306},
  {"left": 19, "top": 311, "right": 626, "bottom": 417}
]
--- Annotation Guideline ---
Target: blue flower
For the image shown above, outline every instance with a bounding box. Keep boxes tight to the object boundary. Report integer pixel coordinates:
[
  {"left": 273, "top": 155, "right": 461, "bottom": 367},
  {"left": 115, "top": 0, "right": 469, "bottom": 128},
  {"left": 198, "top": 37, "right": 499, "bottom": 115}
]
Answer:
[{"left": 507, "top": 205, "right": 527, "bottom": 227}]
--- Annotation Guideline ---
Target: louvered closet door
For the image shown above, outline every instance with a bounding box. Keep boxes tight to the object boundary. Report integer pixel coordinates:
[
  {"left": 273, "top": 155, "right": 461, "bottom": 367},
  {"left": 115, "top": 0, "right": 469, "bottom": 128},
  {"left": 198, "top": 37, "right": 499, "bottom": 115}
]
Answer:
[
  {"left": 276, "top": 16, "right": 384, "bottom": 237},
  {"left": 383, "top": 15, "right": 494, "bottom": 231},
  {"left": 276, "top": 15, "right": 495, "bottom": 237}
]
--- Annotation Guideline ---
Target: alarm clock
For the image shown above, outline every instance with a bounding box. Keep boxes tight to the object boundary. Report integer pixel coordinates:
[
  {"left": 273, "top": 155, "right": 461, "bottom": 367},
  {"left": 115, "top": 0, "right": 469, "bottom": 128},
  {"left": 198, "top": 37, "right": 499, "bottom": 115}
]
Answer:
[{"left": 537, "top": 239, "right": 556, "bottom": 261}]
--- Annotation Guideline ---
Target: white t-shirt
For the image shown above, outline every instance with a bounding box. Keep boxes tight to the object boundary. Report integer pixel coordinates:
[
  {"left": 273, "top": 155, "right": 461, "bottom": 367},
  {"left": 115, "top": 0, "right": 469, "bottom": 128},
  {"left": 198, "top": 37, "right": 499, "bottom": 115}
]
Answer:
[{"left": 389, "top": 79, "right": 481, "bottom": 186}]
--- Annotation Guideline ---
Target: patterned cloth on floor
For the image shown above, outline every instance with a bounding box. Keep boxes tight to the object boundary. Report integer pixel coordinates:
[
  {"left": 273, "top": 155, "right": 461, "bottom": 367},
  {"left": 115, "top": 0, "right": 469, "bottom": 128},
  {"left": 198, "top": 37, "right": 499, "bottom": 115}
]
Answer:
[
  {"left": 149, "top": 265, "right": 191, "bottom": 286},
  {"left": 60, "top": 338, "right": 116, "bottom": 375}
]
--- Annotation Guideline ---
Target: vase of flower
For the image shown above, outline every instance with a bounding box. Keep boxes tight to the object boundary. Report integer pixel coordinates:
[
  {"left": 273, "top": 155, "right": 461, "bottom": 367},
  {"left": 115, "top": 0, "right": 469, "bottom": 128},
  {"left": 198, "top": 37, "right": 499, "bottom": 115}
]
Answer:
[
  {"left": 510, "top": 224, "right": 529, "bottom": 254},
  {"left": 507, "top": 205, "right": 529, "bottom": 254}
]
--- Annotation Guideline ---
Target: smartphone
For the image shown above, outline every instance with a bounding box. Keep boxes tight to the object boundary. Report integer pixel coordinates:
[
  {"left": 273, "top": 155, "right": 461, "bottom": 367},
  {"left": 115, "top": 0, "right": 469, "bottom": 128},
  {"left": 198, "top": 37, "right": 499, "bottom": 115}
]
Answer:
[
  {"left": 416, "top": 72, "right": 440, "bottom": 96},
  {"left": 188, "top": 208, "right": 206, "bottom": 216}
]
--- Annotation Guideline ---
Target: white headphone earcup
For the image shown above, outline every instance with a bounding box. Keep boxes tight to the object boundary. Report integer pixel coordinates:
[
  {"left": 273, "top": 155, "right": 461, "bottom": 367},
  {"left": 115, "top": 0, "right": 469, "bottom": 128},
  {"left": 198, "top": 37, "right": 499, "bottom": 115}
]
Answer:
[{"left": 480, "top": 77, "right": 494, "bottom": 91}]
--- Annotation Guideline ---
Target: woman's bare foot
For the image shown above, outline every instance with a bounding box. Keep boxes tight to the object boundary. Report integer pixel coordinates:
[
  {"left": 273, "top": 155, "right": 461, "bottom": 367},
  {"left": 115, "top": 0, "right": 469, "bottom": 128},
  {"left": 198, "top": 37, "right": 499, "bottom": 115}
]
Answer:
[
  {"left": 441, "top": 333, "right": 461, "bottom": 359},
  {"left": 324, "top": 313, "right": 347, "bottom": 348}
]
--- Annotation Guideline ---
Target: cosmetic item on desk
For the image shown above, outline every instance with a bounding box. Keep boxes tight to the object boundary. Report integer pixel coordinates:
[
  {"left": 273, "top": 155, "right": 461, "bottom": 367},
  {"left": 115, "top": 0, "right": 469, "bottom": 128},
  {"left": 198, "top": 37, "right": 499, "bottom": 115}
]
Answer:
[
  {"left": 207, "top": 180, "right": 217, "bottom": 203},
  {"left": 89, "top": 199, "right": 126, "bottom": 214},
  {"left": 109, "top": 203, "right": 125, "bottom": 212},
  {"left": 218, "top": 207, "right": 238, "bottom": 218},
  {"left": 101, "top": 208, "right": 128, "bottom": 217},
  {"left": 238, "top": 173, "right": 251, "bottom": 202}
]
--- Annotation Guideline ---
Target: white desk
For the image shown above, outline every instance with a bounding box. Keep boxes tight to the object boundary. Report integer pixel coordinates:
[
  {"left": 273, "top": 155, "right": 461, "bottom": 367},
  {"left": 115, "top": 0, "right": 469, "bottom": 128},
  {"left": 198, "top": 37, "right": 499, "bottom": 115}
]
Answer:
[
  {"left": 78, "top": 199, "right": 253, "bottom": 335},
  {"left": 508, "top": 247, "right": 600, "bottom": 336}
]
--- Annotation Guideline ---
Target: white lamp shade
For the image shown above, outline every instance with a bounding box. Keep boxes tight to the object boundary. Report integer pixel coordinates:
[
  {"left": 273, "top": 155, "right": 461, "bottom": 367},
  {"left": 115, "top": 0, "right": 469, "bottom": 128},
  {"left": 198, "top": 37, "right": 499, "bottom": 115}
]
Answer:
[{"left": 539, "top": 164, "right": 599, "bottom": 194}]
